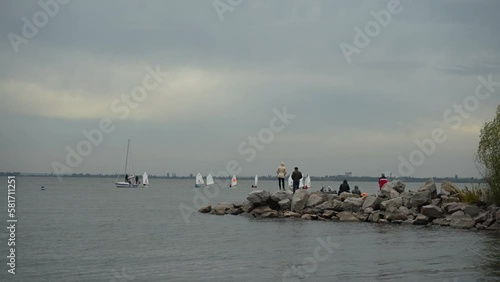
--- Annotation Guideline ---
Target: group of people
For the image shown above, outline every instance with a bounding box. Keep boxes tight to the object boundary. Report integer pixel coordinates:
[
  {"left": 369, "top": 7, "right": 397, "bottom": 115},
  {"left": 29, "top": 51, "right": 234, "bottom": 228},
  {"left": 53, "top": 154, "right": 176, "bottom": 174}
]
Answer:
[
  {"left": 124, "top": 173, "right": 140, "bottom": 185},
  {"left": 276, "top": 162, "right": 390, "bottom": 196},
  {"left": 276, "top": 162, "right": 304, "bottom": 193}
]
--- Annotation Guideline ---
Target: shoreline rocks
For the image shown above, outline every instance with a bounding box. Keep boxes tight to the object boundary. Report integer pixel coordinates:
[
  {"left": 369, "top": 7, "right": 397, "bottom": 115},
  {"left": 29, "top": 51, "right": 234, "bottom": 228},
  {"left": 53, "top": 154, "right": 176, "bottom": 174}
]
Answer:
[{"left": 199, "top": 180, "right": 499, "bottom": 231}]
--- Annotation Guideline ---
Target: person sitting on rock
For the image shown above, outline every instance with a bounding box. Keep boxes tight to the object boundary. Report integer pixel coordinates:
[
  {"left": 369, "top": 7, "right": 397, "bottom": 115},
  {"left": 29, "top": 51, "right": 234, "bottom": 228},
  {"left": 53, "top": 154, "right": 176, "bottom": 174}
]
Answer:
[
  {"left": 338, "top": 179, "right": 350, "bottom": 195},
  {"left": 352, "top": 185, "right": 361, "bottom": 196}
]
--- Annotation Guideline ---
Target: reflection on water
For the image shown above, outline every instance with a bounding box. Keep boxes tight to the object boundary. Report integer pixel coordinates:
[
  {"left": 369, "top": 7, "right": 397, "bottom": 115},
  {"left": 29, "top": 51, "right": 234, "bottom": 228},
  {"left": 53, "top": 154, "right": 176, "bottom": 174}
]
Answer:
[{"left": 0, "top": 177, "right": 498, "bottom": 281}]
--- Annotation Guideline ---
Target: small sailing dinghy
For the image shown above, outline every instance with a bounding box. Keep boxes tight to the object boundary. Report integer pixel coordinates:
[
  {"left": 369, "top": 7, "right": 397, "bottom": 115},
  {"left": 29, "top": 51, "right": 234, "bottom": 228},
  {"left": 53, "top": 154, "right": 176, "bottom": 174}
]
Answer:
[
  {"left": 304, "top": 175, "right": 311, "bottom": 190},
  {"left": 230, "top": 175, "right": 237, "bottom": 188},
  {"left": 206, "top": 174, "right": 215, "bottom": 186},
  {"left": 142, "top": 172, "right": 149, "bottom": 188},
  {"left": 299, "top": 177, "right": 304, "bottom": 189},
  {"left": 115, "top": 139, "right": 139, "bottom": 188},
  {"left": 288, "top": 175, "right": 293, "bottom": 189},
  {"left": 195, "top": 173, "right": 204, "bottom": 188},
  {"left": 251, "top": 175, "right": 258, "bottom": 188}
]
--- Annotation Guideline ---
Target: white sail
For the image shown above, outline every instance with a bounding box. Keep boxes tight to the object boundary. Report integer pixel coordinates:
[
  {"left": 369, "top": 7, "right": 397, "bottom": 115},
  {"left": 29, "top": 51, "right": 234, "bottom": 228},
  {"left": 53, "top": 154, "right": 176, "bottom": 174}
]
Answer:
[
  {"left": 299, "top": 178, "right": 304, "bottom": 188},
  {"left": 230, "top": 175, "right": 237, "bottom": 187},
  {"left": 288, "top": 175, "right": 293, "bottom": 187},
  {"left": 142, "top": 172, "right": 149, "bottom": 186},
  {"left": 206, "top": 174, "right": 215, "bottom": 185},
  {"left": 196, "top": 173, "right": 204, "bottom": 185},
  {"left": 305, "top": 175, "right": 311, "bottom": 188},
  {"left": 254, "top": 175, "right": 258, "bottom": 187}
]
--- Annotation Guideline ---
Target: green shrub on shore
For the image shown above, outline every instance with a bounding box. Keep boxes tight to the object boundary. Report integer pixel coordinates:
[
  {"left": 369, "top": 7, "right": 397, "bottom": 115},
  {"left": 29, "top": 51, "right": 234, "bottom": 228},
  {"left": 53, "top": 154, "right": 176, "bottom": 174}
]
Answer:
[
  {"left": 476, "top": 105, "right": 500, "bottom": 205},
  {"left": 457, "top": 185, "right": 484, "bottom": 205}
]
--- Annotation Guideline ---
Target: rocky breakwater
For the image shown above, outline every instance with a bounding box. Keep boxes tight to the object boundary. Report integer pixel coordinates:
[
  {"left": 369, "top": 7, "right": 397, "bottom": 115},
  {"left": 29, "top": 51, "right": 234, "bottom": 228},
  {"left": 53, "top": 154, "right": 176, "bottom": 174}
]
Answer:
[{"left": 198, "top": 180, "right": 500, "bottom": 231}]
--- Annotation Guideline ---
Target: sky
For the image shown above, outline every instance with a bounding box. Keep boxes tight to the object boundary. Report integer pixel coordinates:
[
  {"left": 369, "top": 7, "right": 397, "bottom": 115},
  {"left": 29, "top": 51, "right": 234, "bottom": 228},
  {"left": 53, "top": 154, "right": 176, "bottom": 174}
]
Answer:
[{"left": 1, "top": 0, "right": 499, "bottom": 178}]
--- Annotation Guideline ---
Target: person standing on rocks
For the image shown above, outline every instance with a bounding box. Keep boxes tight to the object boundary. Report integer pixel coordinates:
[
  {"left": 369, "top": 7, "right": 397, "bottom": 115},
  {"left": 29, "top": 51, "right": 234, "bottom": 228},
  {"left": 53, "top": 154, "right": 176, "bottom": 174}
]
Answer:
[
  {"left": 338, "top": 179, "right": 350, "bottom": 195},
  {"left": 276, "top": 162, "right": 287, "bottom": 191},
  {"left": 291, "top": 167, "right": 302, "bottom": 193},
  {"left": 378, "top": 173, "right": 388, "bottom": 189}
]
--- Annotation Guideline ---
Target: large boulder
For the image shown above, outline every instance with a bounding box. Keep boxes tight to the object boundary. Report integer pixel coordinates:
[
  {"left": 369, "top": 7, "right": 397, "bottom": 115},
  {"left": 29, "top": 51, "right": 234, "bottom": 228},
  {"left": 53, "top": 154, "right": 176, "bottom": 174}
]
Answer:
[
  {"left": 278, "top": 199, "right": 291, "bottom": 211},
  {"left": 409, "top": 190, "right": 432, "bottom": 208},
  {"left": 418, "top": 179, "right": 438, "bottom": 199},
  {"left": 242, "top": 200, "right": 254, "bottom": 213},
  {"left": 332, "top": 200, "right": 344, "bottom": 212},
  {"left": 342, "top": 197, "right": 364, "bottom": 212},
  {"left": 284, "top": 211, "right": 301, "bottom": 218},
  {"left": 421, "top": 205, "right": 444, "bottom": 218},
  {"left": 496, "top": 210, "right": 500, "bottom": 221},
  {"left": 442, "top": 197, "right": 460, "bottom": 204},
  {"left": 271, "top": 190, "right": 293, "bottom": 203},
  {"left": 214, "top": 202, "right": 233, "bottom": 215},
  {"left": 386, "top": 210, "right": 408, "bottom": 221},
  {"left": 380, "top": 184, "right": 400, "bottom": 199},
  {"left": 380, "top": 197, "right": 403, "bottom": 211},
  {"left": 401, "top": 191, "right": 415, "bottom": 207},
  {"left": 251, "top": 206, "right": 273, "bottom": 217},
  {"left": 474, "top": 212, "right": 489, "bottom": 224},
  {"left": 306, "top": 193, "right": 326, "bottom": 207},
  {"left": 247, "top": 190, "right": 270, "bottom": 206},
  {"left": 337, "top": 212, "right": 360, "bottom": 222},
  {"left": 450, "top": 215, "right": 476, "bottom": 229},
  {"left": 441, "top": 181, "right": 460, "bottom": 195},
  {"left": 198, "top": 205, "right": 212, "bottom": 213},
  {"left": 322, "top": 210, "right": 336, "bottom": 219},
  {"left": 362, "top": 195, "right": 383, "bottom": 210},
  {"left": 389, "top": 180, "right": 406, "bottom": 193},
  {"left": 291, "top": 190, "right": 309, "bottom": 213},
  {"left": 314, "top": 200, "right": 335, "bottom": 213},
  {"left": 230, "top": 207, "right": 244, "bottom": 215},
  {"left": 398, "top": 206, "right": 411, "bottom": 216},
  {"left": 261, "top": 211, "right": 278, "bottom": 218},
  {"left": 433, "top": 218, "right": 451, "bottom": 226}
]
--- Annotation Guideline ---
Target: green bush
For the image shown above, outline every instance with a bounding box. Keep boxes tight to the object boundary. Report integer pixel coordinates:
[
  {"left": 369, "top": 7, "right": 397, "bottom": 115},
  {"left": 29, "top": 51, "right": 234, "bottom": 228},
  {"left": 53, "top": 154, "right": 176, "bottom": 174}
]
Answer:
[
  {"left": 476, "top": 105, "right": 500, "bottom": 205},
  {"left": 457, "top": 185, "right": 484, "bottom": 205}
]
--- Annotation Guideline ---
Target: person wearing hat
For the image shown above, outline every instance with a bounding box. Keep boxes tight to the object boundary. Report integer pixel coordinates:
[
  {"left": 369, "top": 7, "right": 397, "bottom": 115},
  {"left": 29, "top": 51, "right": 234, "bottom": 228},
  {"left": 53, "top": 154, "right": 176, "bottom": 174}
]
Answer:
[{"left": 276, "top": 162, "right": 287, "bottom": 191}]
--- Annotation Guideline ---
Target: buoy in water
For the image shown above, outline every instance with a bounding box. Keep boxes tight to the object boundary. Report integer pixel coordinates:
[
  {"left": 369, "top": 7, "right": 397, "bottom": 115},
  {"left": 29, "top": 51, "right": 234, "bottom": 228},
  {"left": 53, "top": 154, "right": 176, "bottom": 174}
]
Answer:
[{"left": 41, "top": 185, "right": 45, "bottom": 191}]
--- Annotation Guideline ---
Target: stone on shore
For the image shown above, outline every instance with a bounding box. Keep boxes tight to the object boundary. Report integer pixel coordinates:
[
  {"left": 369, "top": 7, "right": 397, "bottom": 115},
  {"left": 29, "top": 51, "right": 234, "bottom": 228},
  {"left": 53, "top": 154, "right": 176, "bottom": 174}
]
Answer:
[
  {"left": 291, "top": 190, "right": 309, "bottom": 213},
  {"left": 386, "top": 210, "right": 408, "bottom": 221},
  {"left": 380, "top": 197, "right": 403, "bottom": 211},
  {"left": 247, "top": 190, "right": 270, "bottom": 206},
  {"left": 409, "top": 190, "right": 432, "bottom": 208},
  {"left": 463, "top": 205, "right": 480, "bottom": 217},
  {"left": 301, "top": 214, "right": 312, "bottom": 220},
  {"left": 271, "top": 190, "right": 293, "bottom": 203},
  {"left": 433, "top": 218, "right": 451, "bottom": 226},
  {"left": 251, "top": 206, "right": 273, "bottom": 217},
  {"left": 473, "top": 212, "right": 489, "bottom": 224},
  {"left": 261, "top": 211, "right": 278, "bottom": 218},
  {"left": 389, "top": 180, "right": 406, "bottom": 193},
  {"left": 242, "top": 200, "right": 254, "bottom": 213},
  {"left": 306, "top": 193, "right": 326, "bottom": 207},
  {"left": 413, "top": 214, "right": 430, "bottom": 225},
  {"left": 421, "top": 205, "right": 444, "bottom": 218},
  {"left": 419, "top": 179, "right": 438, "bottom": 199},
  {"left": 339, "top": 192, "right": 358, "bottom": 201},
  {"left": 322, "top": 210, "right": 336, "bottom": 219},
  {"left": 441, "top": 181, "right": 460, "bottom": 195},
  {"left": 284, "top": 211, "right": 301, "bottom": 218},
  {"left": 198, "top": 205, "right": 211, "bottom": 213},
  {"left": 362, "top": 195, "right": 383, "bottom": 210},
  {"left": 380, "top": 184, "right": 400, "bottom": 199},
  {"left": 450, "top": 215, "right": 476, "bottom": 229},
  {"left": 278, "top": 199, "right": 291, "bottom": 211},
  {"left": 342, "top": 197, "right": 364, "bottom": 212},
  {"left": 337, "top": 211, "right": 360, "bottom": 222}
]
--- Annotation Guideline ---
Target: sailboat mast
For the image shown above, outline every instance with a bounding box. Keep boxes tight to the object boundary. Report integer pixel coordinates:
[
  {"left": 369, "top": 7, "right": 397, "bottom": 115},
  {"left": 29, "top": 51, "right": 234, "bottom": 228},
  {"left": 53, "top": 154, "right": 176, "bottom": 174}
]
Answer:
[{"left": 124, "top": 139, "right": 130, "bottom": 174}]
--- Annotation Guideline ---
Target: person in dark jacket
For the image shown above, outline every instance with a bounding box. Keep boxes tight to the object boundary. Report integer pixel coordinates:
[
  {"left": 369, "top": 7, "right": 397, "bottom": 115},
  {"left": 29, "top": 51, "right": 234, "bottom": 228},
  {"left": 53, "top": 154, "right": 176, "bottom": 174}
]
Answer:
[
  {"left": 291, "top": 167, "right": 302, "bottom": 193},
  {"left": 338, "top": 179, "right": 350, "bottom": 195},
  {"left": 352, "top": 185, "right": 361, "bottom": 196}
]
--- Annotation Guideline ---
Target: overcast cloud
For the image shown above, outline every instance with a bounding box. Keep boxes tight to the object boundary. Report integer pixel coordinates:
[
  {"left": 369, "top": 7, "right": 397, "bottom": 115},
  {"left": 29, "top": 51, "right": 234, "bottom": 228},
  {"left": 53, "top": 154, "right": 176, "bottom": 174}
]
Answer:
[{"left": 1, "top": 0, "right": 499, "bottom": 178}]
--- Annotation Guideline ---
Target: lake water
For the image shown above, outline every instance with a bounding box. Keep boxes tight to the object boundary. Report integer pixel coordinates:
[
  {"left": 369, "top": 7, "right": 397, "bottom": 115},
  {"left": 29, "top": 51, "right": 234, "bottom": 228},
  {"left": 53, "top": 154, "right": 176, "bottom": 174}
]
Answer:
[{"left": 0, "top": 177, "right": 499, "bottom": 281}]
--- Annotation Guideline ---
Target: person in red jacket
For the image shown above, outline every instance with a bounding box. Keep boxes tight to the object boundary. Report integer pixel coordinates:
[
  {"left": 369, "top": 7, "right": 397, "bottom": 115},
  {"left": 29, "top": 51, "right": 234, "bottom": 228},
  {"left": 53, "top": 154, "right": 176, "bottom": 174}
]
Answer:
[{"left": 378, "top": 173, "right": 388, "bottom": 189}]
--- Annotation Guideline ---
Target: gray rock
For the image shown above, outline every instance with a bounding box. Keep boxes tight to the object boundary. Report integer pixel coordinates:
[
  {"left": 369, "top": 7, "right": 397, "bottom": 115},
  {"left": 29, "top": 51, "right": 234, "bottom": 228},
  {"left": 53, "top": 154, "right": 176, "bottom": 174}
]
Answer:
[
  {"left": 251, "top": 206, "right": 273, "bottom": 217},
  {"left": 443, "top": 197, "right": 460, "bottom": 204},
  {"left": 473, "top": 212, "right": 489, "bottom": 224},
  {"left": 487, "top": 222, "right": 500, "bottom": 230},
  {"left": 310, "top": 214, "right": 319, "bottom": 220},
  {"left": 314, "top": 200, "right": 335, "bottom": 211},
  {"left": 284, "top": 211, "right": 301, "bottom": 218},
  {"left": 399, "top": 206, "right": 411, "bottom": 216},
  {"left": 261, "top": 211, "right": 278, "bottom": 218},
  {"left": 496, "top": 210, "right": 500, "bottom": 221},
  {"left": 482, "top": 218, "right": 496, "bottom": 227},
  {"left": 291, "top": 190, "right": 309, "bottom": 213},
  {"left": 364, "top": 207, "right": 374, "bottom": 214},
  {"left": 378, "top": 219, "right": 389, "bottom": 224},
  {"left": 271, "top": 190, "right": 293, "bottom": 203},
  {"left": 431, "top": 198, "right": 442, "bottom": 208},
  {"left": 301, "top": 214, "right": 312, "bottom": 220},
  {"left": 247, "top": 190, "right": 270, "bottom": 206},
  {"left": 332, "top": 200, "right": 344, "bottom": 212},
  {"left": 337, "top": 211, "right": 360, "bottom": 222},
  {"left": 441, "top": 181, "right": 460, "bottom": 195},
  {"left": 386, "top": 210, "right": 408, "bottom": 221},
  {"left": 402, "top": 219, "right": 414, "bottom": 225},
  {"left": 380, "top": 197, "right": 403, "bottom": 211},
  {"left": 419, "top": 179, "right": 438, "bottom": 199},
  {"left": 451, "top": 210, "right": 465, "bottom": 217},
  {"left": 444, "top": 203, "right": 467, "bottom": 214},
  {"left": 214, "top": 205, "right": 226, "bottom": 215},
  {"left": 278, "top": 199, "right": 291, "bottom": 211},
  {"left": 354, "top": 212, "right": 369, "bottom": 222},
  {"left": 242, "top": 200, "right": 254, "bottom": 213},
  {"left": 463, "top": 205, "right": 480, "bottom": 217},
  {"left": 230, "top": 207, "right": 244, "bottom": 215},
  {"left": 433, "top": 218, "right": 451, "bottom": 226},
  {"left": 362, "top": 195, "right": 383, "bottom": 210},
  {"left": 409, "top": 190, "right": 432, "bottom": 208},
  {"left": 401, "top": 191, "right": 415, "bottom": 207},
  {"left": 339, "top": 192, "right": 358, "bottom": 201},
  {"left": 450, "top": 215, "right": 476, "bottom": 229},
  {"left": 413, "top": 215, "right": 430, "bottom": 225},
  {"left": 389, "top": 180, "right": 406, "bottom": 193},
  {"left": 380, "top": 184, "right": 400, "bottom": 199},
  {"left": 391, "top": 220, "right": 404, "bottom": 224},
  {"left": 371, "top": 211, "right": 383, "bottom": 223},
  {"left": 306, "top": 193, "right": 326, "bottom": 207},
  {"left": 232, "top": 201, "right": 243, "bottom": 208},
  {"left": 198, "top": 205, "right": 212, "bottom": 213},
  {"left": 322, "top": 210, "right": 336, "bottom": 219},
  {"left": 342, "top": 197, "right": 364, "bottom": 212},
  {"left": 421, "top": 205, "right": 444, "bottom": 218}
]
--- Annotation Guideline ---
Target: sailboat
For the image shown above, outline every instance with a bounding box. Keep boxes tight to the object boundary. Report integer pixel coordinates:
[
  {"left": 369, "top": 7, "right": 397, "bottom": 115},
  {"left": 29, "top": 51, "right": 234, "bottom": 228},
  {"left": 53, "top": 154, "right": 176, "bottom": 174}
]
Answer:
[
  {"left": 251, "top": 175, "right": 258, "bottom": 188},
  {"left": 229, "top": 175, "right": 237, "bottom": 188},
  {"left": 299, "top": 177, "right": 304, "bottom": 189},
  {"left": 288, "top": 175, "right": 293, "bottom": 188},
  {"left": 304, "top": 175, "right": 311, "bottom": 190},
  {"left": 142, "top": 172, "right": 149, "bottom": 188},
  {"left": 195, "top": 173, "right": 204, "bottom": 188},
  {"left": 115, "top": 139, "right": 139, "bottom": 188},
  {"left": 206, "top": 174, "right": 215, "bottom": 186}
]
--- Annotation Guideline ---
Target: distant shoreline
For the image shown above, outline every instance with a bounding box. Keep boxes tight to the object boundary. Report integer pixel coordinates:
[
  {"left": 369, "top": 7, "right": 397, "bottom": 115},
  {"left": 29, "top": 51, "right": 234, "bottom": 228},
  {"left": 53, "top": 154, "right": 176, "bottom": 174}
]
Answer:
[{"left": 1, "top": 173, "right": 484, "bottom": 184}]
